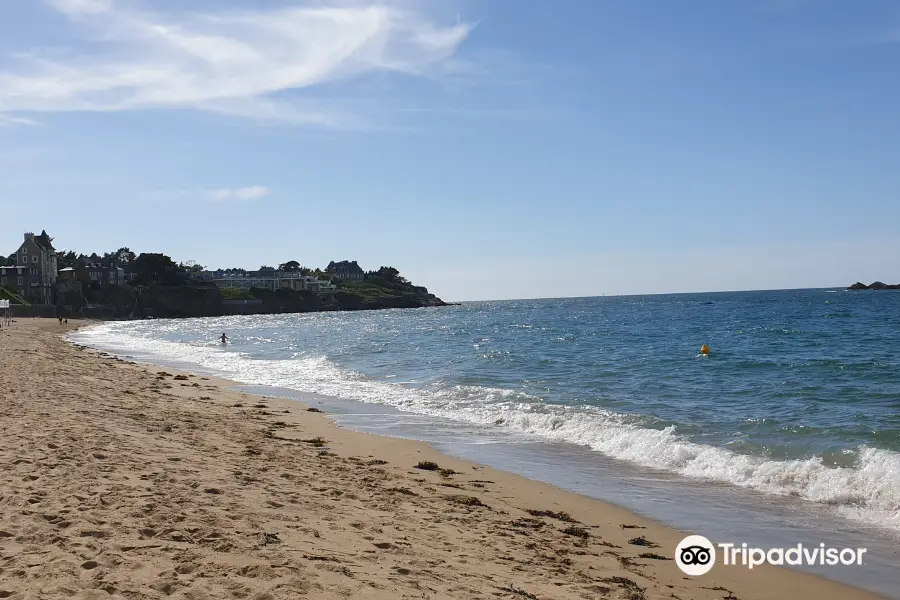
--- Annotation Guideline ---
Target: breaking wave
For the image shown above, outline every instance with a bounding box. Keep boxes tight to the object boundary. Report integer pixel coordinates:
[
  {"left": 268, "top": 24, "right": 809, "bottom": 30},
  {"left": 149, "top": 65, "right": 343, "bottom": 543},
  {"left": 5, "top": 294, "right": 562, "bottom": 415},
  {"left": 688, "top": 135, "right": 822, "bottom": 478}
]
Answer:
[{"left": 71, "top": 322, "right": 900, "bottom": 532}]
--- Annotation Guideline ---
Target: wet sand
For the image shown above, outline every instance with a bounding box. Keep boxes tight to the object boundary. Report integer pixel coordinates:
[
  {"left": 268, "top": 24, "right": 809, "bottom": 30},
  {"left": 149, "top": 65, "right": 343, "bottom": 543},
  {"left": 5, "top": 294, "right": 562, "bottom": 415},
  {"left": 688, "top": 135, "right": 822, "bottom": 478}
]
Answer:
[{"left": 0, "top": 319, "right": 885, "bottom": 599}]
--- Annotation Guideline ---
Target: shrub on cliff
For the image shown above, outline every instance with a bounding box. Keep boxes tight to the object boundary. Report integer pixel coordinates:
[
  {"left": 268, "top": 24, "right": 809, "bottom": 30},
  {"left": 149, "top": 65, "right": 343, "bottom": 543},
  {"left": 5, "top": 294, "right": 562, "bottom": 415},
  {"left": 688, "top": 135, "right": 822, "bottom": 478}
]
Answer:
[{"left": 221, "top": 288, "right": 254, "bottom": 300}]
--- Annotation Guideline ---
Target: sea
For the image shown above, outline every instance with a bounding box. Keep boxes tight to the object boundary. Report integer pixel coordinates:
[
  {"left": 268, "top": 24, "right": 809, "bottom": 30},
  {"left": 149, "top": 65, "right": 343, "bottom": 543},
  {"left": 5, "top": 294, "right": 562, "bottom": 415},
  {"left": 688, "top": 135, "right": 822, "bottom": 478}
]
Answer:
[{"left": 70, "top": 289, "right": 900, "bottom": 596}]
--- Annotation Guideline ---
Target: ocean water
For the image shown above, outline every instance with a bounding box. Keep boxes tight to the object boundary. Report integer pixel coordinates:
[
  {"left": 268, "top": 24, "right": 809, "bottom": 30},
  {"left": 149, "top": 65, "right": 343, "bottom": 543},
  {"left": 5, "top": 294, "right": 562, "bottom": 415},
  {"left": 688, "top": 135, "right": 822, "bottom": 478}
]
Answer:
[{"left": 71, "top": 290, "right": 900, "bottom": 536}]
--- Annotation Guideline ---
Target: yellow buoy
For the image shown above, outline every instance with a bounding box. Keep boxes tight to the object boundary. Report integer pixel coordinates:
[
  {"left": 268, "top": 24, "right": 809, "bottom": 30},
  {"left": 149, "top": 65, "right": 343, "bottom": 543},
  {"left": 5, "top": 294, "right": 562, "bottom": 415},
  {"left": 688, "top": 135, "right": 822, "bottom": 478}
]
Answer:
[{"left": 700, "top": 344, "right": 710, "bottom": 355}]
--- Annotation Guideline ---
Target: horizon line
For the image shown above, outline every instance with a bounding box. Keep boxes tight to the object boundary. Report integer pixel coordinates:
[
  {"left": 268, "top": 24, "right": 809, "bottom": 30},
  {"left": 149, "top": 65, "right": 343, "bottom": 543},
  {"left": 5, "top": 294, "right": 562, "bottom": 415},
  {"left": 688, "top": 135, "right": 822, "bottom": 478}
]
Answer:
[{"left": 446, "top": 285, "right": 857, "bottom": 303}]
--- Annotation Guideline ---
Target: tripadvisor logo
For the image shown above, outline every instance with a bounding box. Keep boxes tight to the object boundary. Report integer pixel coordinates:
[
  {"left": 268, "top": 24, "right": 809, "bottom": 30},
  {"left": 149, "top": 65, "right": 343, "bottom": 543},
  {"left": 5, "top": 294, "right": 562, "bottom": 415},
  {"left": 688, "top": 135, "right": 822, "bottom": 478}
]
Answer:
[
  {"left": 675, "top": 535, "right": 868, "bottom": 575},
  {"left": 675, "top": 535, "right": 716, "bottom": 576}
]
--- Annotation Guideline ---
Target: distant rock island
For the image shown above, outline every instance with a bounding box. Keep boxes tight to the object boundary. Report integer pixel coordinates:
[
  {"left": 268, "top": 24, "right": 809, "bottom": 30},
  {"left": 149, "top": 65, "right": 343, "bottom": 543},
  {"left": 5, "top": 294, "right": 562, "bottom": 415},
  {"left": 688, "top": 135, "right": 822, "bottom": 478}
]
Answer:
[{"left": 848, "top": 281, "right": 900, "bottom": 290}]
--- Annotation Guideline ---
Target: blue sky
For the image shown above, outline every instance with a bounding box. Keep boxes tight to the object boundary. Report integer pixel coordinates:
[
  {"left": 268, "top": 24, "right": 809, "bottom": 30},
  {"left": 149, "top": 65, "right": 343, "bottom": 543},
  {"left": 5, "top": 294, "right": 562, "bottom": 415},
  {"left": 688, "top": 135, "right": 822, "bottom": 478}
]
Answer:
[{"left": 1, "top": 0, "right": 898, "bottom": 301}]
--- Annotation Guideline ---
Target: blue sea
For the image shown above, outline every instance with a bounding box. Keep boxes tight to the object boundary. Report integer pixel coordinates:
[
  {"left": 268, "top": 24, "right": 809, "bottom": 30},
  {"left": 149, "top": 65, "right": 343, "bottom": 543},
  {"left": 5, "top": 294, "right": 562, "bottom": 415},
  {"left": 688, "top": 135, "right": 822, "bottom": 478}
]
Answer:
[{"left": 72, "top": 289, "right": 900, "bottom": 594}]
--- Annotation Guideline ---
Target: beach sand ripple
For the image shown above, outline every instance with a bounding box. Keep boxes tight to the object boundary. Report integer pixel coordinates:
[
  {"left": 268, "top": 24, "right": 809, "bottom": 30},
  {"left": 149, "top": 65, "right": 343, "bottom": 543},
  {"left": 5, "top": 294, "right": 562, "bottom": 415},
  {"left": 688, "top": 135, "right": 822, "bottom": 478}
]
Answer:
[{"left": 0, "top": 320, "right": 883, "bottom": 600}]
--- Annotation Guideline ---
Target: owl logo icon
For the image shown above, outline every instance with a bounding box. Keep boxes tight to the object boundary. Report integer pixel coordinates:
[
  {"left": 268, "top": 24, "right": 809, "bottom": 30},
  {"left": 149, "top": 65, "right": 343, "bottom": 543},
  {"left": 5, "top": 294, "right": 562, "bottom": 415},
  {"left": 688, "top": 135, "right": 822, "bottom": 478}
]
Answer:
[{"left": 675, "top": 535, "right": 716, "bottom": 576}]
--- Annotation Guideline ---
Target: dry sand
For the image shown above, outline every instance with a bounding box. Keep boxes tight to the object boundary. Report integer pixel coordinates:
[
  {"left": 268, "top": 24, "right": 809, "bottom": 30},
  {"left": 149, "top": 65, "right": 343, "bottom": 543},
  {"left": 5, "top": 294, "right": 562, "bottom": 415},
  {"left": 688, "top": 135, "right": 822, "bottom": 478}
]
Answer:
[{"left": 0, "top": 319, "right": 885, "bottom": 600}]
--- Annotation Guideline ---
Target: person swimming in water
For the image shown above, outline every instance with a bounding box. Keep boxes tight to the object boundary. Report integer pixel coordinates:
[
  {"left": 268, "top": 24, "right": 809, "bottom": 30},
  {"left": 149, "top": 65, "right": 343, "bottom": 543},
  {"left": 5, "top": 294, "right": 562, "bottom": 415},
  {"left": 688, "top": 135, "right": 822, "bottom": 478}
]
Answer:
[{"left": 220, "top": 333, "right": 228, "bottom": 344}]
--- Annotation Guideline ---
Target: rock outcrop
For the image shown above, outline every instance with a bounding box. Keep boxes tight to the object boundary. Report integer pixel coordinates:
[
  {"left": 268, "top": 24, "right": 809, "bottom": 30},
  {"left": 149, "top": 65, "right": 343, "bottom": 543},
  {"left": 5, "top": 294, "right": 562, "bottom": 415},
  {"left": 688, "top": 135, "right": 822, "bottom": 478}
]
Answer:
[
  {"left": 847, "top": 281, "right": 900, "bottom": 290},
  {"left": 134, "top": 284, "right": 225, "bottom": 318},
  {"left": 240, "top": 288, "right": 328, "bottom": 314}
]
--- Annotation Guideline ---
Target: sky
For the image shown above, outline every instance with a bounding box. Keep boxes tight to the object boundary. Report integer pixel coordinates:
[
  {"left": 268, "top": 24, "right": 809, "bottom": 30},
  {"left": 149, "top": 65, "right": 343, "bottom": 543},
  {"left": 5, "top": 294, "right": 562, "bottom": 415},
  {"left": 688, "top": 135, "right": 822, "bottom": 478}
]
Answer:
[{"left": 1, "top": 0, "right": 898, "bottom": 301}]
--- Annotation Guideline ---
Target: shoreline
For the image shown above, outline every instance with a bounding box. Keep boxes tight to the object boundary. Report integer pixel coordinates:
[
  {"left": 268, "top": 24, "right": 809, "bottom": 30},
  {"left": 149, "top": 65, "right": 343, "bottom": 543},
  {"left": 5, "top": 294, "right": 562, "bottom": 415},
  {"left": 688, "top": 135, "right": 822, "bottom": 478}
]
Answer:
[{"left": 1, "top": 319, "right": 886, "bottom": 599}]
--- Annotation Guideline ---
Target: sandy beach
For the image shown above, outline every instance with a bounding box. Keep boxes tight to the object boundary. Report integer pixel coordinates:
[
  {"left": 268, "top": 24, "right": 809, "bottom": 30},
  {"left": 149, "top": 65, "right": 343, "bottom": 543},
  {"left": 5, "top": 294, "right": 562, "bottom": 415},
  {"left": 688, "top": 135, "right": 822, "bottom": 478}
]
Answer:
[{"left": 0, "top": 319, "right": 885, "bottom": 600}]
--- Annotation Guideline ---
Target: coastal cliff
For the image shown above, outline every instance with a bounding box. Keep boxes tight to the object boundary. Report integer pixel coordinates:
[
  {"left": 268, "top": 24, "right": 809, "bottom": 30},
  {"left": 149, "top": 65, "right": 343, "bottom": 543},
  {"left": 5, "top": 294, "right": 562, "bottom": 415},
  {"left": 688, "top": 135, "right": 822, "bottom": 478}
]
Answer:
[
  {"left": 40, "top": 250, "right": 448, "bottom": 319},
  {"left": 56, "top": 276, "right": 446, "bottom": 319},
  {"left": 135, "top": 284, "right": 225, "bottom": 318}
]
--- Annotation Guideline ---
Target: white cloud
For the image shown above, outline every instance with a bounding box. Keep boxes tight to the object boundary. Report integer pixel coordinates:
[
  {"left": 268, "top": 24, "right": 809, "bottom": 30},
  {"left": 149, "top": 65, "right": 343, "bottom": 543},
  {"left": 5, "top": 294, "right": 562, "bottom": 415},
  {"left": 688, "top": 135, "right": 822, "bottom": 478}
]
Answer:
[
  {"left": 209, "top": 186, "right": 271, "bottom": 202},
  {"left": 48, "top": 0, "right": 113, "bottom": 16},
  {"left": 0, "top": 115, "right": 41, "bottom": 127},
  {"left": 0, "top": 0, "right": 472, "bottom": 126}
]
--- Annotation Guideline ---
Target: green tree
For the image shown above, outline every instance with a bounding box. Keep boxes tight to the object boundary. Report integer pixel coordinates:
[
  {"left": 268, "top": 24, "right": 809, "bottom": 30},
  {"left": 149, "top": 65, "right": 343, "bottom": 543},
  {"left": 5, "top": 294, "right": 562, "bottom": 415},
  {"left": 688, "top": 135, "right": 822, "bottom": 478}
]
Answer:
[
  {"left": 179, "top": 261, "right": 206, "bottom": 273},
  {"left": 374, "top": 266, "right": 408, "bottom": 284},
  {"left": 114, "top": 247, "right": 136, "bottom": 268},
  {"left": 278, "top": 260, "right": 301, "bottom": 272},
  {"left": 56, "top": 250, "right": 78, "bottom": 269},
  {"left": 130, "top": 253, "right": 187, "bottom": 286},
  {"left": 100, "top": 247, "right": 137, "bottom": 268}
]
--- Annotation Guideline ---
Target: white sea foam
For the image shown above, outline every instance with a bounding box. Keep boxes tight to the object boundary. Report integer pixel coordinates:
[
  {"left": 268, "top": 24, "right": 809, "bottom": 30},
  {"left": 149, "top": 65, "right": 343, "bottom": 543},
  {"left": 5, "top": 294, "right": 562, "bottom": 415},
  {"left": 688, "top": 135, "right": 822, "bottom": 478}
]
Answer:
[{"left": 71, "top": 323, "right": 900, "bottom": 532}]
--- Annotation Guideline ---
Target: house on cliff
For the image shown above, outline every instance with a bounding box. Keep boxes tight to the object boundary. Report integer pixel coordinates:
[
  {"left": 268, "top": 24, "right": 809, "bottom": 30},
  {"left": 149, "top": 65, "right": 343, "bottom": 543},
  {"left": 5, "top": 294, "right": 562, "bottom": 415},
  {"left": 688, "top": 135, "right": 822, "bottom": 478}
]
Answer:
[
  {"left": 73, "top": 256, "right": 125, "bottom": 287},
  {"left": 0, "top": 265, "right": 34, "bottom": 300},
  {"left": 76, "top": 261, "right": 104, "bottom": 284},
  {"left": 325, "top": 260, "right": 365, "bottom": 282}
]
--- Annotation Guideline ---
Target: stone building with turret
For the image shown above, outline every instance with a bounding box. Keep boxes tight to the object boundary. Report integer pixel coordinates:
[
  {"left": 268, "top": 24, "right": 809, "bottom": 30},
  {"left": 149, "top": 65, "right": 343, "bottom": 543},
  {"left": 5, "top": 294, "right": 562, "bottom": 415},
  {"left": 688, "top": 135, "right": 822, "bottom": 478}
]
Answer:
[{"left": 4, "top": 230, "right": 58, "bottom": 303}]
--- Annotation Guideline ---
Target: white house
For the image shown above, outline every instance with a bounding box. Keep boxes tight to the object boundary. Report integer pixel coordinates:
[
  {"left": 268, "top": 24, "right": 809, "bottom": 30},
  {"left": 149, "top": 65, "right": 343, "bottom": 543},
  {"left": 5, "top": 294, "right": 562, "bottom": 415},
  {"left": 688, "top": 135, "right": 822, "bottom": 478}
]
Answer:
[{"left": 214, "top": 271, "right": 336, "bottom": 294}]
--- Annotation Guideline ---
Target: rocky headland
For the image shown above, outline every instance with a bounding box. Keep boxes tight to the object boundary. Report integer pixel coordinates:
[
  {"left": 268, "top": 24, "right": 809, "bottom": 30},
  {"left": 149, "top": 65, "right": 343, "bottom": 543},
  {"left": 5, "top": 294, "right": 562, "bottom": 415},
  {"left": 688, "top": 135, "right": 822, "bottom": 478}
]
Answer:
[{"left": 847, "top": 281, "right": 900, "bottom": 290}]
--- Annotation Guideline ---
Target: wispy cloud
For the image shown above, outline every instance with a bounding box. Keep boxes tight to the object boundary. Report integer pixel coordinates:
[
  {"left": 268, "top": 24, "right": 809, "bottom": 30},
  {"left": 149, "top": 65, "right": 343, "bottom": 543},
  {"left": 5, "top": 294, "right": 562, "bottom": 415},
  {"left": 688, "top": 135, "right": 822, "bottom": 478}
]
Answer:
[
  {"left": 0, "top": 115, "right": 42, "bottom": 128},
  {"left": 0, "top": 0, "right": 472, "bottom": 126},
  {"left": 49, "top": 0, "right": 113, "bottom": 16},
  {"left": 142, "top": 186, "right": 271, "bottom": 203},
  {"left": 209, "top": 186, "right": 271, "bottom": 202}
]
